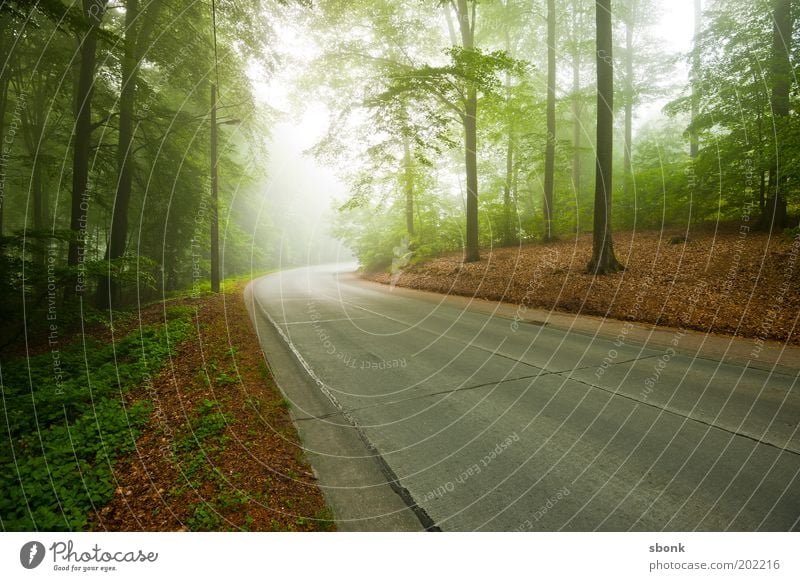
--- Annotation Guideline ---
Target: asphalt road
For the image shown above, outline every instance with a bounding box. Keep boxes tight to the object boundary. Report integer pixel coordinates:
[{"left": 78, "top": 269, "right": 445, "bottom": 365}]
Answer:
[{"left": 247, "top": 264, "right": 800, "bottom": 531}]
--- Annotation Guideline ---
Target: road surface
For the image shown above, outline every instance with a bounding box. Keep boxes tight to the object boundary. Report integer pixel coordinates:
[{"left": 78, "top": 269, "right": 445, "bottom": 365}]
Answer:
[{"left": 247, "top": 264, "right": 800, "bottom": 531}]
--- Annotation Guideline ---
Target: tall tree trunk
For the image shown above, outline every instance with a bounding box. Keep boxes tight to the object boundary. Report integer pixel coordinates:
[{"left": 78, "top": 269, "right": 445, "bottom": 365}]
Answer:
[
  {"left": 21, "top": 77, "right": 47, "bottom": 234},
  {"left": 0, "top": 14, "right": 12, "bottom": 237},
  {"left": 68, "top": 0, "right": 108, "bottom": 297},
  {"left": 690, "top": 0, "right": 701, "bottom": 158},
  {"left": 464, "top": 90, "right": 479, "bottom": 261},
  {"left": 31, "top": 161, "right": 44, "bottom": 230},
  {"left": 503, "top": 1, "right": 514, "bottom": 246},
  {"left": 504, "top": 133, "right": 514, "bottom": 245},
  {"left": 0, "top": 76, "right": 7, "bottom": 238},
  {"left": 622, "top": 7, "right": 634, "bottom": 204},
  {"left": 455, "top": 0, "right": 480, "bottom": 262},
  {"left": 759, "top": 0, "right": 792, "bottom": 232},
  {"left": 543, "top": 0, "right": 556, "bottom": 242},
  {"left": 587, "top": 0, "right": 623, "bottom": 274},
  {"left": 571, "top": 21, "right": 582, "bottom": 195},
  {"left": 96, "top": 0, "right": 141, "bottom": 308},
  {"left": 403, "top": 135, "right": 414, "bottom": 236}
]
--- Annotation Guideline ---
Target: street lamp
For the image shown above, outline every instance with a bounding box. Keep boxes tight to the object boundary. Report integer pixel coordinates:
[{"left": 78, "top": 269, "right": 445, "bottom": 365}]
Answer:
[{"left": 210, "top": 83, "right": 241, "bottom": 293}]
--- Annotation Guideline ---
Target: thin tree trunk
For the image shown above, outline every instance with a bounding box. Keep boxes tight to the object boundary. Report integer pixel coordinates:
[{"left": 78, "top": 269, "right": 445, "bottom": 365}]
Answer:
[
  {"left": 96, "top": 0, "right": 141, "bottom": 307},
  {"left": 690, "top": 0, "right": 701, "bottom": 157},
  {"left": 455, "top": 0, "right": 480, "bottom": 262},
  {"left": 0, "top": 77, "right": 7, "bottom": 237},
  {"left": 464, "top": 90, "right": 479, "bottom": 261},
  {"left": 503, "top": 1, "right": 514, "bottom": 246},
  {"left": 759, "top": 0, "right": 791, "bottom": 231},
  {"left": 68, "top": 0, "right": 107, "bottom": 297},
  {"left": 21, "top": 76, "right": 47, "bottom": 235},
  {"left": 587, "top": 0, "right": 623, "bottom": 274},
  {"left": 504, "top": 134, "right": 513, "bottom": 245},
  {"left": 543, "top": 0, "right": 556, "bottom": 242},
  {"left": 403, "top": 134, "right": 414, "bottom": 236},
  {"left": 0, "top": 14, "right": 11, "bottom": 237},
  {"left": 571, "top": 33, "right": 581, "bottom": 194},
  {"left": 622, "top": 9, "right": 633, "bottom": 204}
]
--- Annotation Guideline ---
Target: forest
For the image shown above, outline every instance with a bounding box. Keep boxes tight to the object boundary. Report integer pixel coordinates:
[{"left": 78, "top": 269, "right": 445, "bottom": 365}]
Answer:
[
  {"left": 317, "top": 0, "right": 798, "bottom": 273},
  {"left": 1, "top": 0, "right": 799, "bottom": 534},
  {"left": 0, "top": 0, "right": 797, "bottom": 329}
]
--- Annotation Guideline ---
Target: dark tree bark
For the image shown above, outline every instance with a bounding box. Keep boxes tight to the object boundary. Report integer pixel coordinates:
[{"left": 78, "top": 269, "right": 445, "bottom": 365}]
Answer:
[
  {"left": 0, "top": 14, "right": 12, "bottom": 237},
  {"left": 587, "top": 0, "right": 623, "bottom": 274},
  {"left": 18, "top": 66, "right": 48, "bottom": 235},
  {"left": 543, "top": 0, "right": 556, "bottom": 241},
  {"left": 96, "top": 0, "right": 160, "bottom": 307},
  {"left": 67, "top": 0, "right": 108, "bottom": 296},
  {"left": 758, "top": 0, "right": 792, "bottom": 231}
]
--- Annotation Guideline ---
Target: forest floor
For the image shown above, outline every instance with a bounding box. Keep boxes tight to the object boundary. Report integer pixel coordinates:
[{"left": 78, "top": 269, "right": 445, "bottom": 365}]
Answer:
[
  {"left": 366, "top": 224, "right": 800, "bottom": 345},
  {"left": 90, "top": 281, "right": 334, "bottom": 531}
]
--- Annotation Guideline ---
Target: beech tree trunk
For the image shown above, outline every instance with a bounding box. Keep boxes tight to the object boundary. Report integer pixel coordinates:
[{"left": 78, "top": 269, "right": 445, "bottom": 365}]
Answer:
[
  {"left": 543, "top": 0, "right": 556, "bottom": 241},
  {"left": 97, "top": 0, "right": 161, "bottom": 307},
  {"left": 68, "top": 0, "right": 108, "bottom": 296},
  {"left": 571, "top": 35, "right": 581, "bottom": 194},
  {"left": 403, "top": 135, "right": 414, "bottom": 236},
  {"left": 587, "top": 0, "right": 623, "bottom": 274},
  {"left": 690, "top": 0, "right": 701, "bottom": 158},
  {"left": 622, "top": 9, "right": 633, "bottom": 204},
  {"left": 455, "top": 0, "right": 480, "bottom": 262},
  {"left": 96, "top": 0, "right": 140, "bottom": 307},
  {"left": 504, "top": 133, "right": 514, "bottom": 245},
  {"left": 503, "top": 3, "right": 515, "bottom": 246},
  {"left": 758, "top": 0, "right": 791, "bottom": 231},
  {"left": 0, "top": 15, "right": 9, "bottom": 237}
]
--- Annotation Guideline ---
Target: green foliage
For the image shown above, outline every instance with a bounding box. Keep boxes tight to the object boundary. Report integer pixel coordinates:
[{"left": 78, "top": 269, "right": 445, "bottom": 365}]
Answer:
[
  {"left": 0, "top": 309, "right": 193, "bottom": 531},
  {"left": 170, "top": 398, "right": 237, "bottom": 531},
  {"left": 666, "top": 0, "right": 799, "bottom": 224}
]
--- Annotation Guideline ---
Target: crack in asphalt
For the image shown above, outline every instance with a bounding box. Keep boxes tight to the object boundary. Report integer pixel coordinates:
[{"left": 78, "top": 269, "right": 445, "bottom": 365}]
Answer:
[
  {"left": 293, "top": 354, "right": 664, "bottom": 422},
  {"left": 556, "top": 372, "right": 800, "bottom": 457}
]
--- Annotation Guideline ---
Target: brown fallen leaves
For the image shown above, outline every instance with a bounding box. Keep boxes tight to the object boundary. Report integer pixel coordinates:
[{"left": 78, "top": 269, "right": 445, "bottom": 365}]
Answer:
[
  {"left": 368, "top": 226, "right": 800, "bottom": 344},
  {"left": 91, "top": 283, "right": 333, "bottom": 531}
]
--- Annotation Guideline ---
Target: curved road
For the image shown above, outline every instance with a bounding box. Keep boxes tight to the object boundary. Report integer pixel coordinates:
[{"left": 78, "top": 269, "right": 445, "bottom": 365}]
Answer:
[{"left": 247, "top": 264, "right": 800, "bottom": 531}]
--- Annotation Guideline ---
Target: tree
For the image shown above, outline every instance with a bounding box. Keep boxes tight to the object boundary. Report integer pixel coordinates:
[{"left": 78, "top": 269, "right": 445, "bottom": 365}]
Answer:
[
  {"left": 373, "top": 12, "right": 517, "bottom": 263},
  {"left": 403, "top": 134, "right": 415, "bottom": 235},
  {"left": 449, "top": 0, "right": 480, "bottom": 262},
  {"left": 543, "top": 0, "right": 556, "bottom": 241},
  {"left": 67, "top": 0, "right": 108, "bottom": 295},
  {"left": 621, "top": 2, "right": 634, "bottom": 204},
  {"left": 95, "top": 0, "right": 161, "bottom": 308},
  {"left": 758, "top": 0, "right": 792, "bottom": 231},
  {"left": 0, "top": 12, "right": 15, "bottom": 236},
  {"left": 587, "top": 0, "right": 623, "bottom": 274},
  {"left": 568, "top": 0, "right": 590, "bottom": 196},
  {"left": 617, "top": 0, "right": 671, "bottom": 211},
  {"left": 690, "top": 0, "right": 701, "bottom": 158}
]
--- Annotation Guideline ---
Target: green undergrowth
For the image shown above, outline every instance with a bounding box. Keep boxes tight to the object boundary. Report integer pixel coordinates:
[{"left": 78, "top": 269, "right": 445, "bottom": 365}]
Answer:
[
  {"left": 0, "top": 305, "right": 194, "bottom": 531},
  {"left": 170, "top": 398, "right": 240, "bottom": 531}
]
